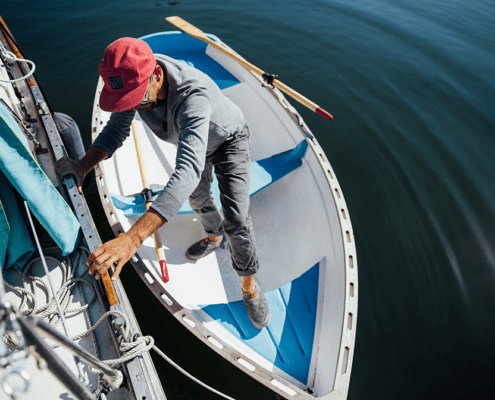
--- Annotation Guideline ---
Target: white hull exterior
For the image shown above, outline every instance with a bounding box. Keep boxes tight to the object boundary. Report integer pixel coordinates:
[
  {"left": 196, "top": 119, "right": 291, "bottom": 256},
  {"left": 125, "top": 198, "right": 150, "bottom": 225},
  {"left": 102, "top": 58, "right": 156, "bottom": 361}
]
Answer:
[{"left": 92, "top": 32, "right": 358, "bottom": 399}]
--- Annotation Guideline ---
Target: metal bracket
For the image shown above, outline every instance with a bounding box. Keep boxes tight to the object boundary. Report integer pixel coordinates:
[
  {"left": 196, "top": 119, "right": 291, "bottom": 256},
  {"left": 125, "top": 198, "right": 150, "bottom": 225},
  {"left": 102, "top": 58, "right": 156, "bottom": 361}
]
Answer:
[
  {"left": 0, "top": 302, "right": 30, "bottom": 399},
  {"left": 262, "top": 72, "right": 278, "bottom": 88},
  {"left": 110, "top": 304, "right": 131, "bottom": 343}
]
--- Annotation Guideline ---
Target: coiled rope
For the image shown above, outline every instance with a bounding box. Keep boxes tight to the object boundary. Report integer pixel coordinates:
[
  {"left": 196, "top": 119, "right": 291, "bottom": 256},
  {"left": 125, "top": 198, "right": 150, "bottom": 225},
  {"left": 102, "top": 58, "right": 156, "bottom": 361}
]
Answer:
[
  {"left": 4, "top": 247, "right": 237, "bottom": 400},
  {"left": 3, "top": 248, "right": 96, "bottom": 334}
]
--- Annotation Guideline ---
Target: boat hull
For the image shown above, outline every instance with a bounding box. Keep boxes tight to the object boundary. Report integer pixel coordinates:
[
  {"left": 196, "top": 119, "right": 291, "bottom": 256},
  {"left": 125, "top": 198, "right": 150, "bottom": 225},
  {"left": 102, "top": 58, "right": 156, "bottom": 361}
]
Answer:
[{"left": 92, "top": 31, "right": 358, "bottom": 399}]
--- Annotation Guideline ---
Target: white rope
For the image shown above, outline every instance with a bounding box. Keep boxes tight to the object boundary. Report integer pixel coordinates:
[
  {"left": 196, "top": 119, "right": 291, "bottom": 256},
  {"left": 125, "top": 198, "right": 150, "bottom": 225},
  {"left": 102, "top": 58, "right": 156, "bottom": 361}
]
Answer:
[
  {"left": 151, "top": 344, "right": 237, "bottom": 400},
  {"left": 90, "top": 330, "right": 237, "bottom": 400},
  {"left": 71, "top": 310, "right": 125, "bottom": 342},
  {"left": 24, "top": 203, "right": 88, "bottom": 384},
  {"left": 88, "top": 332, "right": 154, "bottom": 372},
  {"left": 0, "top": 41, "right": 35, "bottom": 82},
  {"left": 81, "top": 311, "right": 237, "bottom": 400},
  {"left": 3, "top": 239, "right": 237, "bottom": 399},
  {"left": 3, "top": 255, "right": 96, "bottom": 326}
]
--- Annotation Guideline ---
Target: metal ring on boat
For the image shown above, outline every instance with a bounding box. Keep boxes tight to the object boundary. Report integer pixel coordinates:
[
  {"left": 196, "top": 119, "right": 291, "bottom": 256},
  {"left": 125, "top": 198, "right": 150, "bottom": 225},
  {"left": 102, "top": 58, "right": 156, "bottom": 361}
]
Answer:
[{"left": 1, "top": 366, "right": 31, "bottom": 398}]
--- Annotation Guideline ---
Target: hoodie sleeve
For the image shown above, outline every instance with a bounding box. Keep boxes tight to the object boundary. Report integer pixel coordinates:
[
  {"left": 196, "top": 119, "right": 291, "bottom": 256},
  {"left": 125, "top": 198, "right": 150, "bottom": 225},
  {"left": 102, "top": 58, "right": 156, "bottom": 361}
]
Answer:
[
  {"left": 150, "top": 91, "right": 211, "bottom": 222},
  {"left": 91, "top": 110, "right": 136, "bottom": 157}
]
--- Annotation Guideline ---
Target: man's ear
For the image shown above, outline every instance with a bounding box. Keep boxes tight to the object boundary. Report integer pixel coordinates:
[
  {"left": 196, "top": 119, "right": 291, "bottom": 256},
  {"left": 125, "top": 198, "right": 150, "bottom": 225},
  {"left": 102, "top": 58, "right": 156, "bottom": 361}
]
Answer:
[{"left": 155, "top": 65, "right": 162, "bottom": 82}]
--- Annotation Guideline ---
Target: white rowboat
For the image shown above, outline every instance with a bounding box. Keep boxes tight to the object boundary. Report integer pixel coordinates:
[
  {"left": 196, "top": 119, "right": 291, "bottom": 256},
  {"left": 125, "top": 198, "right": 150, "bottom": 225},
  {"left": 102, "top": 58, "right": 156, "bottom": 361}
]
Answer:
[{"left": 92, "top": 30, "right": 358, "bottom": 399}]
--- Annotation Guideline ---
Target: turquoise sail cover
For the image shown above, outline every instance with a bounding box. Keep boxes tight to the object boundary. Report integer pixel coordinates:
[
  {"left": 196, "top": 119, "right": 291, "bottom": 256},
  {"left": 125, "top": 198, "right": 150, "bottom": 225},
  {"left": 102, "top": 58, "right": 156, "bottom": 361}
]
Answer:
[
  {"left": 0, "top": 171, "right": 35, "bottom": 271},
  {"left": 0, "top": 104, "right": 81, "bottom": 270}
]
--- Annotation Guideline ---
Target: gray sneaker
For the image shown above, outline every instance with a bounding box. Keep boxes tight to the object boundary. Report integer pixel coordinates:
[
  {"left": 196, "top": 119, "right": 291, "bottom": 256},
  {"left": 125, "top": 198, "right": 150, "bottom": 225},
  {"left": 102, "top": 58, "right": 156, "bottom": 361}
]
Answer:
[
  {"left": 185, "top": 237, "right": 224, "bottom": 260},
  {"left": 242, "top": 284, "right": 271, "bottom": 329}
]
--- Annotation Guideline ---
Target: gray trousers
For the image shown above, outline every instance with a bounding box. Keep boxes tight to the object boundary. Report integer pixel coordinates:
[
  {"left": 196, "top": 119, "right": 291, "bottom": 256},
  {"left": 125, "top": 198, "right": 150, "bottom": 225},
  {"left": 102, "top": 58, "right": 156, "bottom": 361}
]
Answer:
[{"left": 188, "top": 126, "right": 259, "bottom": 277}]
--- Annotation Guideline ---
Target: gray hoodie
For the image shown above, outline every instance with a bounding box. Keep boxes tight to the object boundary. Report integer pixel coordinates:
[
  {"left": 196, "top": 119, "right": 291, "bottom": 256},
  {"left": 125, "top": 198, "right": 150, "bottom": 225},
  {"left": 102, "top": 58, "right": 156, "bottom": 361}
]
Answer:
[{"left": 92, "top": 54, "right": 247, "bottom": 222}]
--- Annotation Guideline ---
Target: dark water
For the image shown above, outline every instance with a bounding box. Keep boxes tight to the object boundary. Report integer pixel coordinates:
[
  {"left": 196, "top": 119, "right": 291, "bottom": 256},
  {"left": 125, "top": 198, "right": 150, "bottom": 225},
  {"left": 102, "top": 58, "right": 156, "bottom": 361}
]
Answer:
[{"left": 3, "top": 0, "right": 495, "bottom": 399}]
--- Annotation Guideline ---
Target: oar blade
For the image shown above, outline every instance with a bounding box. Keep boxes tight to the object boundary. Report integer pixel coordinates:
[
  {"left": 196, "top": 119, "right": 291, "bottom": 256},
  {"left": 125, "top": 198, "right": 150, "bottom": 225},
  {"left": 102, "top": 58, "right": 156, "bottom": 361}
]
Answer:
[{"left": 166, "top": 16, "right": 207, "bottom": 41}]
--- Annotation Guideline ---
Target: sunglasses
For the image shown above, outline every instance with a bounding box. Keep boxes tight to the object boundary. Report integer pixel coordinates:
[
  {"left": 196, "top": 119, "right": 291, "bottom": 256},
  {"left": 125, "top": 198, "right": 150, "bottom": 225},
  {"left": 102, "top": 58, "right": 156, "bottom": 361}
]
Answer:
[{"left": 139, "top": 74, "right": 154, "bottom": 107}]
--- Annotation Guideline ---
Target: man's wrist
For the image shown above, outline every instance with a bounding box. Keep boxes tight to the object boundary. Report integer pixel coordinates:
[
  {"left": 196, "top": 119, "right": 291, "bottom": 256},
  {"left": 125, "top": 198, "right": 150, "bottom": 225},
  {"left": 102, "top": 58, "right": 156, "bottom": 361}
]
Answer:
[
  {"left": 124, "top": 230, "right": 145, "bottom": 249},
  {"left": 129, "top": 208, "right": 167, "bottom": 245},
  {"left": 80, "top": 146, "right": 109, "bottom": 175}
]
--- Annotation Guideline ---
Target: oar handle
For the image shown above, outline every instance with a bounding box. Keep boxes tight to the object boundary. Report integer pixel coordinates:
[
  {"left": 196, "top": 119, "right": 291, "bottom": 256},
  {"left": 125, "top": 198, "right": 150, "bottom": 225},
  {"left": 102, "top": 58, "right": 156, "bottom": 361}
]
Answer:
[
  {"left": 101, "top": 275, "right": 119, "bottom": 306},
  {"left": 142, "top": 199, "right": 170, "bottom": 282},
  {"left": 154, "top": 231, "right": 169, "bottom": 283},
  {"left": 132, "top": 120, "right": 150, "bottom": 189},
  {"left": 132, "top": 120, "right": 170, "bottom": 283},
  {"left": 166, "top": 16, "right": 333, "bottom": 121}
]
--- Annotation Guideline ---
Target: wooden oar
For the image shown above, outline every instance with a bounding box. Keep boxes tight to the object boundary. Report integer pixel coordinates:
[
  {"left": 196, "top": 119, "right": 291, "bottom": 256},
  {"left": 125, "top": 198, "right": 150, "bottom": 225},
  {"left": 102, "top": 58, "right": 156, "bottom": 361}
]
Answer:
[
  {"left": 166, "top": 15, "right": 333, "bottom": 121},
  {"left": 131, "top": 120, "right": 170, "bottom": 283},
  {"left": 101, "top": 274, "right": 120, "bottom": 305}
]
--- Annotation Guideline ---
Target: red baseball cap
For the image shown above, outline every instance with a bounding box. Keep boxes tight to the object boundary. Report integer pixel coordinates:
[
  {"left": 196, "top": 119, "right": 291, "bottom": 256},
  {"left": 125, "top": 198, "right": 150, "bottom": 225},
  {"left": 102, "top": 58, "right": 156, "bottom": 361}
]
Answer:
[{"left": 98, "top": 38, "right": 156, "bottom": 112}]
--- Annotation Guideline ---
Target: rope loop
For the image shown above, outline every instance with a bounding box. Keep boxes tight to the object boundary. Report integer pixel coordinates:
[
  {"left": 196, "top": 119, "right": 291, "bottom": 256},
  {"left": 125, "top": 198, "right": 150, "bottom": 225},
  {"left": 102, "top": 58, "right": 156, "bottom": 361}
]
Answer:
[{"left": 0, "top": 41, "right": 36, "bottom": 82}]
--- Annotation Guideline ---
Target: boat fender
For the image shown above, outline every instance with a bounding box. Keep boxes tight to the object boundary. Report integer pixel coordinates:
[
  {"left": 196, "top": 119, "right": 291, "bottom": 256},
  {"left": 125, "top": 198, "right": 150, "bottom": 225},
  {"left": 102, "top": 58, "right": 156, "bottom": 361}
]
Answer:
[
  {"left": 53, "top": 113, "right": 90, "bottom": 189},
  {"left": 53, "top": 113, "right": 86, "bottom": 161}
]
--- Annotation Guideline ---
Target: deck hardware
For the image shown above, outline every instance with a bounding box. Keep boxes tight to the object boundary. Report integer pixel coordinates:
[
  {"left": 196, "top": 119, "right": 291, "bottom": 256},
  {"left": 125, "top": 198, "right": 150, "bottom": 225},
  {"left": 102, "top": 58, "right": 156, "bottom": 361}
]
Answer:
[
  {"left": 0, "top": 99, "right": 46, "bottom": 154},
  {"left": 262, "top": 72, "right": 278, "bottom": 88},
  {"left": 141, "top": 188, "right": 153, "bottom": 203},
  {"left": 111, "top": 304, "right": 131, "bottom": 343},
  {"left": 36, "top": 100, "right": 50, "bottom": 116},
  {"left": 0, "top": 301, "right": 30, "bottom": 400}
]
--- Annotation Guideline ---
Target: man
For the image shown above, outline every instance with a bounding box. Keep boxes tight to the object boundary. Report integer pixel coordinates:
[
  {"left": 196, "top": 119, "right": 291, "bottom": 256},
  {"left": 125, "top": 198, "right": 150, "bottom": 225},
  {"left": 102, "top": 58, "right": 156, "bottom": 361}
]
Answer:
[{"left": 56, "top": 37, "right": 270, "bottom": 329}]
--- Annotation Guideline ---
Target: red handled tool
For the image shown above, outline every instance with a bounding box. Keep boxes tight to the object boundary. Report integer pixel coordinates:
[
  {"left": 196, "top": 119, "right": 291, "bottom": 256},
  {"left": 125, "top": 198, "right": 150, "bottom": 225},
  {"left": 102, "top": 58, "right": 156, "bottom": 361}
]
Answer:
[{"left": 132, "top": 120, "right": 169, "bottom": 283}]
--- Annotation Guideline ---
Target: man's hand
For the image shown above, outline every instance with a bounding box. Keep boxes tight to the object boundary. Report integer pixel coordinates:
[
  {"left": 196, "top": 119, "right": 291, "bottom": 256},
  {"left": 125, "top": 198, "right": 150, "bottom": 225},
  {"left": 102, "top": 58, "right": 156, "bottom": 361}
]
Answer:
[
  {"left": 86, "top": 232, "right": 140, "bottom": 281},
  {"left": 86, "top": 209, "right": 167, "bottom": 281},
  {"left": 55, "top": 156, "right": 87, "bottom": 192},
  {"left": 55, "top": 146, "right": 109, "bottom": 193}
]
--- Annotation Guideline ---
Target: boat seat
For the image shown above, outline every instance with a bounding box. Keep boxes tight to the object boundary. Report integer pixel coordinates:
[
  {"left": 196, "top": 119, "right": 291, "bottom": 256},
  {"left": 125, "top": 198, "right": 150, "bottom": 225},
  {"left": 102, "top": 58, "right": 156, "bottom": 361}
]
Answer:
[{"left": 111, "top": 139, "right": 308, "bottom": 218}]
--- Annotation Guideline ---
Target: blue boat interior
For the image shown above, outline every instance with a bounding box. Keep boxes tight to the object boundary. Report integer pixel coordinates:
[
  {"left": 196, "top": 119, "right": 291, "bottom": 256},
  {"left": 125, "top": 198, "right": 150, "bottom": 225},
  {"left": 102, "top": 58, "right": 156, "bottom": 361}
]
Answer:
[
  {"left": 132, "top": 32, "right": 319, "bottom": 384},
  {"left": 141, "top": 32, "right": 240, "bottom": 90},
  {"left": 200, "top": 263, "right": 319, "bottom": 384}
]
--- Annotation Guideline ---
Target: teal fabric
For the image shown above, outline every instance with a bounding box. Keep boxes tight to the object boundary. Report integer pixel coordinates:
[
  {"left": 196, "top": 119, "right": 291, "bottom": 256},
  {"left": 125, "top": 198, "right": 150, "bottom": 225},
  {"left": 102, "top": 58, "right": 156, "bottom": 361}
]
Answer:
[
  {"left": 0, "top": 171, "right": 35, "bottom": 270},
  {"left": 0, "top": 104, "right": 81, "bottom": 267}
]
